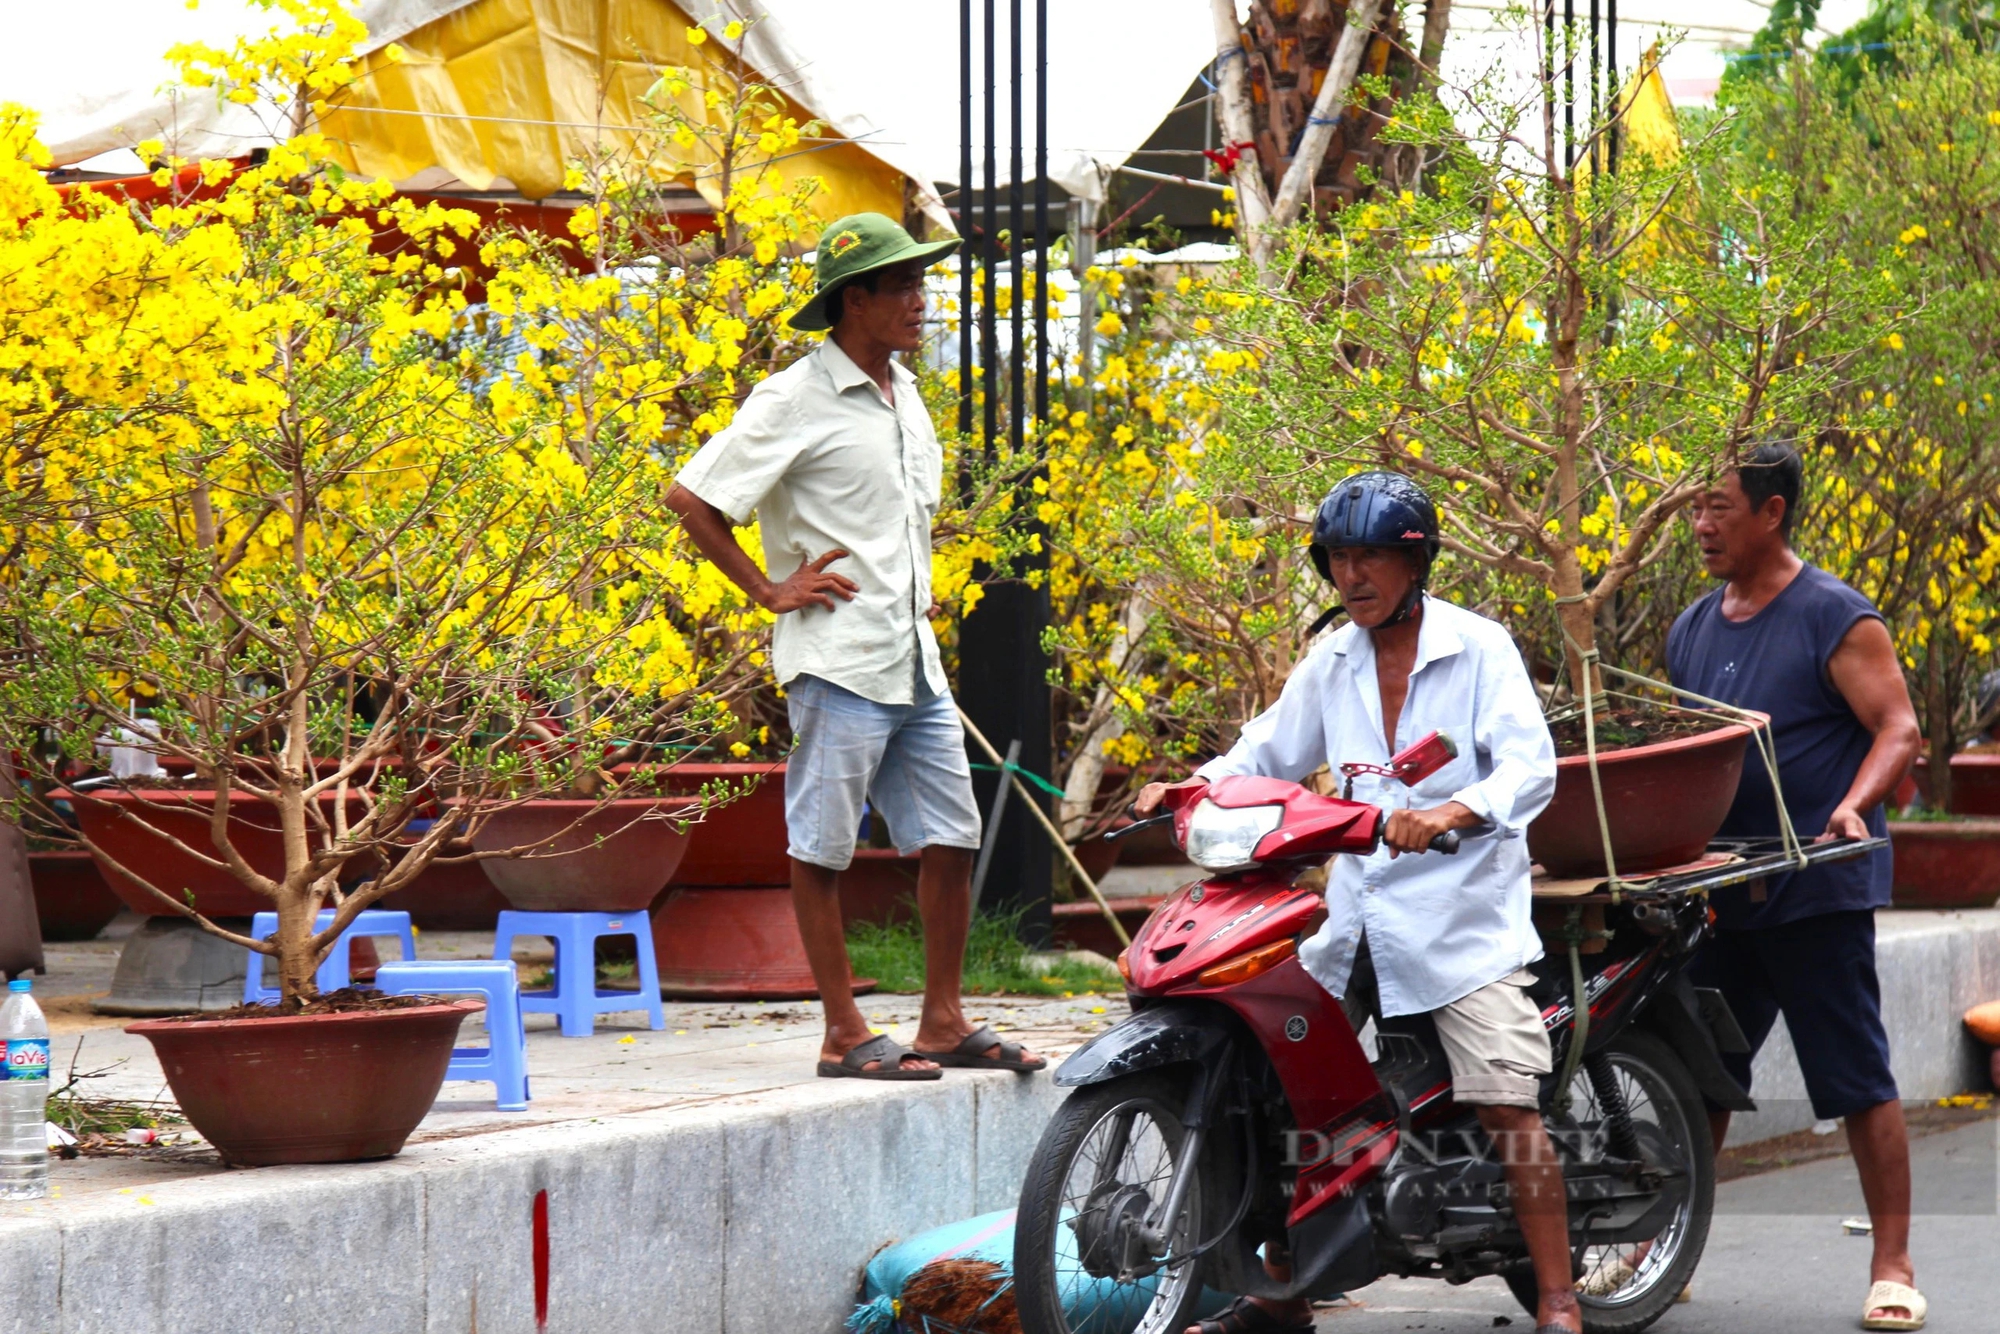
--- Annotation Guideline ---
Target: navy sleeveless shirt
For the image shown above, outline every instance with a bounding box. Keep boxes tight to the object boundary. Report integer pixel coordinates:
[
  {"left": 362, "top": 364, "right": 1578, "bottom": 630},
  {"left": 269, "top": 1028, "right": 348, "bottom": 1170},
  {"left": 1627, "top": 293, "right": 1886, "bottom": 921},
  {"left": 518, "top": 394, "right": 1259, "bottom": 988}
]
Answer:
[{"left": 1666, "top": 564, "right": 1892, "bottom": 929}]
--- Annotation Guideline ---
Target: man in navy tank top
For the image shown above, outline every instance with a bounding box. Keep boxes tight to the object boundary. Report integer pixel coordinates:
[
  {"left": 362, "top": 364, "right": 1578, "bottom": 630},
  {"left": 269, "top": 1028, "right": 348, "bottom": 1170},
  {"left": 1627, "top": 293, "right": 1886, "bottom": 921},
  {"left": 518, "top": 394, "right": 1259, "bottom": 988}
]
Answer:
[{"left": 1667, "top": 444, "right": 1925, "bottom": 1330}]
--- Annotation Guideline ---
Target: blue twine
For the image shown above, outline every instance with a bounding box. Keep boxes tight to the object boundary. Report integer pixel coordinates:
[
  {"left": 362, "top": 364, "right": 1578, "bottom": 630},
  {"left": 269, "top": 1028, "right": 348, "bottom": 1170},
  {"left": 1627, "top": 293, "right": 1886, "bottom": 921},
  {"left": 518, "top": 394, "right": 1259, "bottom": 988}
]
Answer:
[{"left": 845, "top": 1295, "right": 898, "bottom": 1334}]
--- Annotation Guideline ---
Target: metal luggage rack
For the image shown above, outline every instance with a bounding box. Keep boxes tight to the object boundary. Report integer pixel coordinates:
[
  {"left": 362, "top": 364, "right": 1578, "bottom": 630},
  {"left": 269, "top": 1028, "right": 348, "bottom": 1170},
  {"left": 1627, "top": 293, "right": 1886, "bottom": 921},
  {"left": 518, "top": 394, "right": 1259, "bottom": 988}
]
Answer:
[{"left": 1532, "top": 836, "right": 1889, "bottom": 903}]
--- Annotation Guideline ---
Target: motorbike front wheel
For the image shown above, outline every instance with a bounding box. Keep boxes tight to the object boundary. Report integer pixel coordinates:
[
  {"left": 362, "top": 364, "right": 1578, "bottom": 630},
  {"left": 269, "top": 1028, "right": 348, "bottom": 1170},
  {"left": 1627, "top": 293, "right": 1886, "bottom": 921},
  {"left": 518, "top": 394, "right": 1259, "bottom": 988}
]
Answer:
[
  {"left": 1014, "top": 1072, "right": 1208, "bottom": 1334},
  {"left": 1505, "top": 1030, "right": 1715, "bottom": 1334}
]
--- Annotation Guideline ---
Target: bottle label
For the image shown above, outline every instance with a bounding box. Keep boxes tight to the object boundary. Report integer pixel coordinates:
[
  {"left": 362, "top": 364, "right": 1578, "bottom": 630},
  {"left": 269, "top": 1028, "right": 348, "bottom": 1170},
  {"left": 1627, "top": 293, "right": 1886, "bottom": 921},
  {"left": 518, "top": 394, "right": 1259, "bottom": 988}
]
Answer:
[{"left": 5, "top": 1039, "right": 49, "bottom": 1081}]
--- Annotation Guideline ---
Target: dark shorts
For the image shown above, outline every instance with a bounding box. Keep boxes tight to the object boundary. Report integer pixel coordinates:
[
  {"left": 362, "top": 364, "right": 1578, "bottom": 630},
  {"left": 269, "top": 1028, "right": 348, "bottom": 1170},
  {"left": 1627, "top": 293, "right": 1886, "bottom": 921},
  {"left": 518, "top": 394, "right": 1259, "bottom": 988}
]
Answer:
[{"left": 1687, "top": 908, "right": 1899, "bottom": 1122}]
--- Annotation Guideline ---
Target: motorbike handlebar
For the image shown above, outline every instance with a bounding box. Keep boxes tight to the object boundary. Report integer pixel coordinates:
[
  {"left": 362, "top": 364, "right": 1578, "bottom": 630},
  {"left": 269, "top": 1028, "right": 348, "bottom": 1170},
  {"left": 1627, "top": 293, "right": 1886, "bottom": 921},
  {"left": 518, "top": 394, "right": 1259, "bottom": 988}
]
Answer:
[
  {"left": 1106, "top": 809, "right": 1176, "bottom": 842},
  {"left": 1428, "top": 829, "right": 1461, "bottom": 855}
]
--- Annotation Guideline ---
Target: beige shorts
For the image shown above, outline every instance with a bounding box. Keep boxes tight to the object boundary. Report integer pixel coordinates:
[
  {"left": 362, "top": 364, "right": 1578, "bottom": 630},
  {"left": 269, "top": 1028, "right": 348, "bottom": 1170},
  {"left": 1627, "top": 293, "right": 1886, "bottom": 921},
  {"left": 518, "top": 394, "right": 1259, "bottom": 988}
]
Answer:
[{"left": 1431, "top": 968, "right": 1553, "bottom": 1109}]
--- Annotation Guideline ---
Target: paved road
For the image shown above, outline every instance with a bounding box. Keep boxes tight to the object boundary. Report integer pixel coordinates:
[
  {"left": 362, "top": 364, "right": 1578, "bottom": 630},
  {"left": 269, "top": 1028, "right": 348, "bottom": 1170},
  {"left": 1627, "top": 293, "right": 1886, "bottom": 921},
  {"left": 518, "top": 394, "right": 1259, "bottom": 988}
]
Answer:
[{"left": 1315, "top": 1116, "right": 1998, "bottom": 1332}]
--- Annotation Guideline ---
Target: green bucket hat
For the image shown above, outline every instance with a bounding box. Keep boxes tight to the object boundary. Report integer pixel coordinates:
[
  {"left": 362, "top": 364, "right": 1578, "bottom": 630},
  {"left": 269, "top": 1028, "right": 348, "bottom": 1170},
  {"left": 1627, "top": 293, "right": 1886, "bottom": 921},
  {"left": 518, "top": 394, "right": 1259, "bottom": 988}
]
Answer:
[{"left": 791, "top": 212, "right": 960, "bottom": 333}]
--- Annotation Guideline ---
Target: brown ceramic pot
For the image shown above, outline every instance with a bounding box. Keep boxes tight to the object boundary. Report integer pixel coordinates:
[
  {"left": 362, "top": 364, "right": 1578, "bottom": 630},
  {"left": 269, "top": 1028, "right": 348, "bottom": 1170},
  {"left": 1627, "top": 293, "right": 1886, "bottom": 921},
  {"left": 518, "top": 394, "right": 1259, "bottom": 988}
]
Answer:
[
  {"left": 470, "top": 797, "right": 695, "bottom": 912},
  {"left": 1051, "top": 896, "right": 1167, "bottom": 958},
  {"left": 655, "top": 762, "right": 790, "bottom": 886},
  {"left": 126, "top": 998, "right": 481, "bottom": 1165},
  {"left": 1527, "top": 722, "right": 1755, "bottom": 878},
  {"left": 1911, "top": 753, "right": 2000, "bottom": 817},
  {"left": 378, "top": 843, "right": 511, "bottom": 931},
  {"left": 66, "top": 787, "right": 365, "bottom": 917},
  {"left": 649, "top": 884, "right": 874, "bottom": 1000},
  {"left": 28, "top": 850, "right": 123, "bottom": 941},
  {"left": 1887, "top": 819, "right": 2000, "bottom": 909},
  {"left": 837, "top": 849, "right": 924, "bottom": 927}
]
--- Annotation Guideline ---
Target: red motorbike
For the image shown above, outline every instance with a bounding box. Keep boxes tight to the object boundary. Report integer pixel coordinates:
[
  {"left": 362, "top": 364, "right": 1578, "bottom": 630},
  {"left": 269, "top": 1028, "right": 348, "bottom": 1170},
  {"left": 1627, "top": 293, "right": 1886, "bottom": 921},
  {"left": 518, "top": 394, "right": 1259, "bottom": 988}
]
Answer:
[{"left": 1011, "top": 735, "right": 1823, "bottom": 1334}]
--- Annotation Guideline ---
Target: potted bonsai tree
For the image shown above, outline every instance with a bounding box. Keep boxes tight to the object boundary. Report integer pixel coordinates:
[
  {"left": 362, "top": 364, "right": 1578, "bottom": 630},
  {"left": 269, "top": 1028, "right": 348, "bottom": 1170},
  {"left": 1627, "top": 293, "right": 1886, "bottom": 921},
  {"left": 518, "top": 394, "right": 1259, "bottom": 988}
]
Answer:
[
  {"left": 0, "top": 5, "right": 751, "bottom": 1163},
  {"left": 1201, "top": 33, "right": 1893, "bottom": 875}
]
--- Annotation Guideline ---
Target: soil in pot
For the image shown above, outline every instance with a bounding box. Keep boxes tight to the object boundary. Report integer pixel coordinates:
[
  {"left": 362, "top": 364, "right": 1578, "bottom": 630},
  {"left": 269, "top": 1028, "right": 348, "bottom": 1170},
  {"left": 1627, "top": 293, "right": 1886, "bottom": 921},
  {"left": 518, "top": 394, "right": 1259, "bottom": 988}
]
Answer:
[
  {"left": 472, "top": 797, "right": 695, "bottom": 912},
  {"left": 1887, "top": 819, "right": 2000, "bottom": 909},
  {"left": 1528, "top": 715, "right": 1755, "bottom": 879},
  {"left": 126, "top": 993, "right": 481, "bottom": 1165}
]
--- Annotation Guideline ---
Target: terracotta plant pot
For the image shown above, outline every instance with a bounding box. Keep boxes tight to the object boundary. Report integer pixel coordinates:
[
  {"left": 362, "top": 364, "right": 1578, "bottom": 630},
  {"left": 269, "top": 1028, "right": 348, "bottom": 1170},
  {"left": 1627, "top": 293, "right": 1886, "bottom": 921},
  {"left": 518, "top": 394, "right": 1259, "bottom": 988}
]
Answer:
[
  {"left": 1526, "top": 722, "right": 1755, "bottom": 879},
  {"left": 649, "top": 884, "right": 874, "bottom": 1000},
  {"left": 378, "top": 843, "right": 511, "bottom": 931},
  {"left": 1887, "top": 819, "right": 2000, "bottom": 909},
  {"left": 1072, "top": 833, "right": 1123, "bottom": 882},
  {"left": 1912, "top": 753, "right": 2000, "bottom": 817},
  {"left": 126, "top": 998, "right": 481, "bottom": 1165},
  {"left": 655, "top": 762, "right": 790, "bottom": 886},
  {"left": 838, "top": 848, "right": 924, "bottom": 928},
  {"left": 28, "top": 850, "right": 123, "bottom": 941},
  {"left": 1052, "top": 896, "right": 1166, "bottom": 958},
  {"left": 471, "top": 797, "right": 695, "bottom": 912},
  {"left": 65, "top": 787, "right": 364, "bottom": 918}
]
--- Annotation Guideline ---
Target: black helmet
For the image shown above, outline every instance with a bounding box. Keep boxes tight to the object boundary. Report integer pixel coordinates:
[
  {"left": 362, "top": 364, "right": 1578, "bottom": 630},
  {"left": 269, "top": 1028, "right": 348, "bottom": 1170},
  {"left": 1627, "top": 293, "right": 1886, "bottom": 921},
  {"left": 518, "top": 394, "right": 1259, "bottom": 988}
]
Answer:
[
  {"left": 1309, "top": 470, "right": 1442, "bottom": 582},
  {"left": 1305, "top": 471, "right": 1441, "bottom": 632}
]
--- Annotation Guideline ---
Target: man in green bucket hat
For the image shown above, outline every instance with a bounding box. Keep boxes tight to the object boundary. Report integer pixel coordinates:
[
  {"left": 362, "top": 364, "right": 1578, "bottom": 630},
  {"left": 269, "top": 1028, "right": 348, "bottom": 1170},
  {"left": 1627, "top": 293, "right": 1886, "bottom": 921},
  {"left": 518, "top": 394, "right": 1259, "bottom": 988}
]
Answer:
[{"left": 667, "top": 214, "right": 1045, "bottom": 1081}]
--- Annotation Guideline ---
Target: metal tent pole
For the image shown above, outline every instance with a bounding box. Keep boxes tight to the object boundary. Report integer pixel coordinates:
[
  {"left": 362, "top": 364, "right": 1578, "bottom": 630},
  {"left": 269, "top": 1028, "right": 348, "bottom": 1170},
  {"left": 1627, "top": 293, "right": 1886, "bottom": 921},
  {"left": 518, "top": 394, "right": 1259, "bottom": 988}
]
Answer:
[
  {"left": 1009, "top": 0, "right": 1025, "bottom": 463},
  {"left": 955, "top": 0, "right": 1053, "bottom": 945},
  {"left": 958, "top": 0, "right": 973, "bottom": 445},
  {"left": 1034, "top": 0, "right": 1048, "bottom": 432},
  {"left": 982, "top": 0, "right": 998, "bottom": 455}
]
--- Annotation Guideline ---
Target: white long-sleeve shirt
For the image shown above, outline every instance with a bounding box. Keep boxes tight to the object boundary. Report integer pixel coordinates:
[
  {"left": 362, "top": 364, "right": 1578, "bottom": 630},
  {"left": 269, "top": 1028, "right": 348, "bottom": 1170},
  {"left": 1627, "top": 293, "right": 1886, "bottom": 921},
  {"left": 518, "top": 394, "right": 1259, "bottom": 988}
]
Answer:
[{"left": 1196, "top": 597, "right": 1557, "bottom": 1016}]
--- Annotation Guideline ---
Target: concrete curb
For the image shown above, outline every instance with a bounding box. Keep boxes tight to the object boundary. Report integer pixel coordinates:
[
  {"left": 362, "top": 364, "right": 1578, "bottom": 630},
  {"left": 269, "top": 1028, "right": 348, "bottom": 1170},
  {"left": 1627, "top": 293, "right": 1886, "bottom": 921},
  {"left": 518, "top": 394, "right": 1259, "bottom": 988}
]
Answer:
[{"left": 2, "top": 1073, "right": 1063, "bottom": 1334}]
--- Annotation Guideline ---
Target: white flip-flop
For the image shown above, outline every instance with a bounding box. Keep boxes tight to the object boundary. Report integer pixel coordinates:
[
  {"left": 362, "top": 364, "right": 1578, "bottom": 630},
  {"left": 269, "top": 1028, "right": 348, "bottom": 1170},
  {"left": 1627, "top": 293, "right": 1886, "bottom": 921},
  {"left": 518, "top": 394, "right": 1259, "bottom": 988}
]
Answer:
[{"left": 1861, "top": 1279, "right": 1926, "bottom": 1331}]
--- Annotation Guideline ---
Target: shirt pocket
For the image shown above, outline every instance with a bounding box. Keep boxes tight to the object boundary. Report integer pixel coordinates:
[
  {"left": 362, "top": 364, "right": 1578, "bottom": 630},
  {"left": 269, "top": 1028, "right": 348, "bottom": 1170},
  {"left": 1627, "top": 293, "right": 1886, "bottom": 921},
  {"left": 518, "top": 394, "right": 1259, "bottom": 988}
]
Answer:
[
  {"left": 904, "top": 429, "right": 943, "bottom": 510},
  {"left": 1406, "top": 706, "right": 1480, "bottom": 801}
]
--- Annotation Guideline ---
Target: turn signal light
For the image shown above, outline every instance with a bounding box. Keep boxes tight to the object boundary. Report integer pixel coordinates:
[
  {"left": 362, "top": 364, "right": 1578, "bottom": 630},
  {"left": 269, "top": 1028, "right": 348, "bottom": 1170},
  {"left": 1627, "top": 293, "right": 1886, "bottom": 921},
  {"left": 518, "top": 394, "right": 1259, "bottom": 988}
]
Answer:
[
  {"left": 1196, "top": 936, "right": 1297, "bottom": 988},
  {"left": 1115, "top": 949, "right": 1132, "bottom": 984}
]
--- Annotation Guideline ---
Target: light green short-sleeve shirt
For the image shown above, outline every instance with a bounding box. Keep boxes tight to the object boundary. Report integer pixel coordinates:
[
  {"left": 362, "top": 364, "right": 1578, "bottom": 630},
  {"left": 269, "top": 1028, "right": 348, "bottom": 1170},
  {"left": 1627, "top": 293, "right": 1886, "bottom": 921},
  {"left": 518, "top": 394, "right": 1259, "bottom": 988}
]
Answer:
[{"left": 675, "top": 339, "right": 946, "bottom": 705}]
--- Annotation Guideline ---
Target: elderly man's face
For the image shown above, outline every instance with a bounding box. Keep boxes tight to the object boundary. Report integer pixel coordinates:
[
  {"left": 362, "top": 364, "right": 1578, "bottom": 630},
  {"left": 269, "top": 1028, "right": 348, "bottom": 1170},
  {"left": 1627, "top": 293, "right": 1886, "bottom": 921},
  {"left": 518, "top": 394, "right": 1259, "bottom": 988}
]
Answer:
[
  {"left": 1688, "top": 471, "right": 1787, "bottom": 580},
  {"left": 836, "top": 260, "right": 928, "bottom": 353},
  {"left": 1326, "top": 546, "right": 1419, "bottom": 628}
]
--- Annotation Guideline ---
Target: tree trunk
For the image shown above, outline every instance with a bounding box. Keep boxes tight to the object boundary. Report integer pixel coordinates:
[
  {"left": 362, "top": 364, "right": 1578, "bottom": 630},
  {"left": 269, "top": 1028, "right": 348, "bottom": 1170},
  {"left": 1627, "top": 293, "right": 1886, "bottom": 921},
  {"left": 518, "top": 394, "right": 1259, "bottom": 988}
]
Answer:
[
  {"left": 1059, "top": 594, "right": 1153, "bottom": 839},
  {"left": 1925, "top": 625, "right": 1956, "bottom": 815},
  {"left": 1210, "top": 0, "right": 1273, "bottom": 235}
]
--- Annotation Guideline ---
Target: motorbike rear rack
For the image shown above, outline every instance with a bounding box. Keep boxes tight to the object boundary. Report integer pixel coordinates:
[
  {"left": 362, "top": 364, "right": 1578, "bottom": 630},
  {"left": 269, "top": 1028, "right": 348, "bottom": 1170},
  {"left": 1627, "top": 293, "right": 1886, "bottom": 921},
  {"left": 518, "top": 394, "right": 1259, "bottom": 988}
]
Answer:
[{"left": 1529, "top": 836, "right": 1888, "bottom": 903}]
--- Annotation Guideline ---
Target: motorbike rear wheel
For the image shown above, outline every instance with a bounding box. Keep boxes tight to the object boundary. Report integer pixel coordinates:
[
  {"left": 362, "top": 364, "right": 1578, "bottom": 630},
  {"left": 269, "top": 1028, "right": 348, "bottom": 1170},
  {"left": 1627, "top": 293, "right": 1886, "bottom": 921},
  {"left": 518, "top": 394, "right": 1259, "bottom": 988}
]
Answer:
[
  {"left": 1505, "top": 1030, "right": 1714, "bottom": 1334},
  {"left": 1015, "top": 1072, "right": 1208, "bottom": 1334}
]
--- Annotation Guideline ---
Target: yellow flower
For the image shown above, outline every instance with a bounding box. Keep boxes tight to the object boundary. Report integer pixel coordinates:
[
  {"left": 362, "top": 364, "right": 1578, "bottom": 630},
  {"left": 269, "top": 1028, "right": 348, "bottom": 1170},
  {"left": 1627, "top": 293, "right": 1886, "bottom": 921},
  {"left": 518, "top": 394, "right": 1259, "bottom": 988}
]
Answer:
[{"left": 686, "top": 25, "right": 707, "bottom": 45}]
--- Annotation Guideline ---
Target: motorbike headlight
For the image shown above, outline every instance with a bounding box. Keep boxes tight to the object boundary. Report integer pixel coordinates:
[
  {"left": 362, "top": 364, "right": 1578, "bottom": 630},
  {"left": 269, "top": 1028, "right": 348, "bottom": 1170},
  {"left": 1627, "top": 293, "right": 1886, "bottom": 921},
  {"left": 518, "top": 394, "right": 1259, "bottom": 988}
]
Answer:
[{"left": 1183, "top": 799, "right": 1284, "bottom": 873}]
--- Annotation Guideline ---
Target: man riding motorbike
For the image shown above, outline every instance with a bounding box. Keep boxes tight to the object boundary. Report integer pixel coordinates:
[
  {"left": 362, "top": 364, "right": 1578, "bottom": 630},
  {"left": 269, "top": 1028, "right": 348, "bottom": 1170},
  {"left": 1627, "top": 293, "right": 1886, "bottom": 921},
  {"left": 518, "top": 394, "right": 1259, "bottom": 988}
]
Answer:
[{"left": 1133, "top": 471, "right": 1576, "bottom": 1334}]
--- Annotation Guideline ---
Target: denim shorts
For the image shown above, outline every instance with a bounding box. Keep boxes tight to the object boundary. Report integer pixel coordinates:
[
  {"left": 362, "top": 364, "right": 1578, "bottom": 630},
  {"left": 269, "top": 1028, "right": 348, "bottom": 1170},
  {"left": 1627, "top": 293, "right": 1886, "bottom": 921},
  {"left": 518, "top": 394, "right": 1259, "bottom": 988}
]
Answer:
[{"left": 784, "top": 673, "right": 983, "bottom": 870}]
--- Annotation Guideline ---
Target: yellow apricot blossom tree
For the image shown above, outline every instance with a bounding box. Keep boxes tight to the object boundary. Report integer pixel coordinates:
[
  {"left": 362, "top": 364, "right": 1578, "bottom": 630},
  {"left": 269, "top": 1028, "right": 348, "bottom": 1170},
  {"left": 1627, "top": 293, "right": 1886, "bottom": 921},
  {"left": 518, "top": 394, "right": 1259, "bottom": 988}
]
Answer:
[{"left": 0, "top": 1, "right": 755, "bottom": 1007}]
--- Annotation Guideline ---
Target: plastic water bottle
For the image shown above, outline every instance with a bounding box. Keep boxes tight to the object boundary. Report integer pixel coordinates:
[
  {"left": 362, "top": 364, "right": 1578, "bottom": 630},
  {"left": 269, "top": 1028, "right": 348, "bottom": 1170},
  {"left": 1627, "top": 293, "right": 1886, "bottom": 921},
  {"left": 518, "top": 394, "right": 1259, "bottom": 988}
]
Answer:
[{"left": 0, "top": 978, "right": 51, "bottom": 1200}]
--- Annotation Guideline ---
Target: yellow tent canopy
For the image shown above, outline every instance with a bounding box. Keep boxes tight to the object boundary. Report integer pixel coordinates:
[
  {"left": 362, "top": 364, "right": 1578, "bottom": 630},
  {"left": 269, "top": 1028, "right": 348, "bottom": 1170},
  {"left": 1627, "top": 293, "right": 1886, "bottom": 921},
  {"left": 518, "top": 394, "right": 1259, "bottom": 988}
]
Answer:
[{"left": 319, "top": 0, "right": 948, "bottom": 233}]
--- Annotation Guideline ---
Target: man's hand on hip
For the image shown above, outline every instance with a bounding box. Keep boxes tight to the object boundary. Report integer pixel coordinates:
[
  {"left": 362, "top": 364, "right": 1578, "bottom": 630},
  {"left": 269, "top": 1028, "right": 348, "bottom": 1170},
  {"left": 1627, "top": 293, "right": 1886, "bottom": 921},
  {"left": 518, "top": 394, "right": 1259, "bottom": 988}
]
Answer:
[
  {"left": 761, "top": 550, "right": 858, "bottom": 613},
  {"left": 1382, "top": 801, "right": 1478, "bottom": 857}
]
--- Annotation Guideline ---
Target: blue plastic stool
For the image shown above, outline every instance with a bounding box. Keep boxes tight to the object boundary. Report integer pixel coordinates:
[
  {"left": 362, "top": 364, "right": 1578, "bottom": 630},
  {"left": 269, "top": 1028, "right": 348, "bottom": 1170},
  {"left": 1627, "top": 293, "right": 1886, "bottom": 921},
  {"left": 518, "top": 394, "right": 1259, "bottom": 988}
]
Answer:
[
  {"left": 243, "top": 909, "right": 418, "bottom": 1004},
  {"left": 373, "top": 960, "right": 530, "bottom": 1111},
  {"left": 493, "top": 909, "right": 665, "bottom": 1037}
]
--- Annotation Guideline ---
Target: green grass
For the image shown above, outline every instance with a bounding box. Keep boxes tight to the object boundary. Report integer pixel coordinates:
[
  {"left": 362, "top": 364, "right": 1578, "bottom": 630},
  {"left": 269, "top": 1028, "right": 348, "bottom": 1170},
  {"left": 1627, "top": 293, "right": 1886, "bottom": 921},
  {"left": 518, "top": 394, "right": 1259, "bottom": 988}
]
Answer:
[{"left": 846, "top": 906, "right": 1121, "bottom": 996}]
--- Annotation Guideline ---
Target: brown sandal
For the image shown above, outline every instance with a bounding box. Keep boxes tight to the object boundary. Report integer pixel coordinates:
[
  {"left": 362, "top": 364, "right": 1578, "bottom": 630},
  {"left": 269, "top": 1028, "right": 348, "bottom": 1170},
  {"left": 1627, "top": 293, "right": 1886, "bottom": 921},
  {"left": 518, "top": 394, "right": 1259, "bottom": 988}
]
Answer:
[
  {"left": 815, "top": 1033, "right": 941, "bottom": 1081},
  {"left": 913, "top": 1024, "right": 1047, "bottom": 1072}
]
